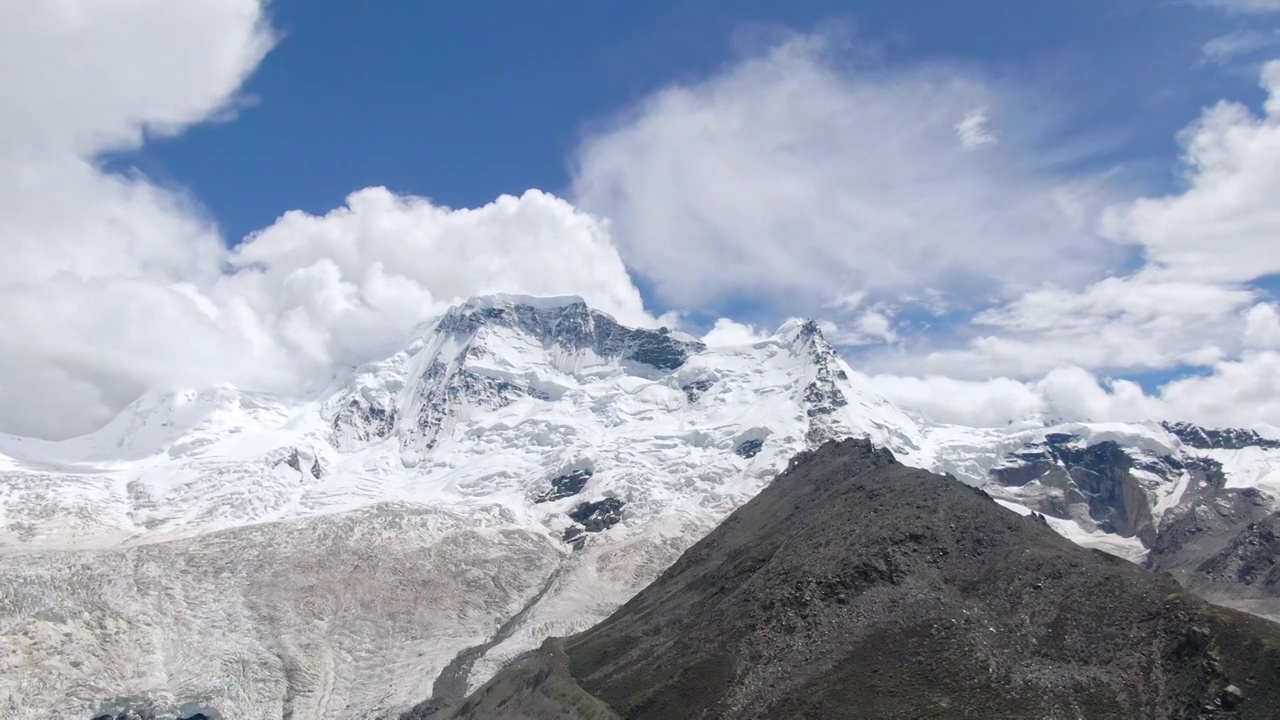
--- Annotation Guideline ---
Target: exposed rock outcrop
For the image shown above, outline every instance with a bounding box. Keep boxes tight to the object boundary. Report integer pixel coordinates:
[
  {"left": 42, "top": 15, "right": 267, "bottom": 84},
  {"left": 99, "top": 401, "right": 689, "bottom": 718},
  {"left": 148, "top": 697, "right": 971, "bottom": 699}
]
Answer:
[
  {"left": 1163, "top": 422, "right": 1280, "bottom": 451},
  {"left": 991, "top": 434, "right": 1159, "bottom": 545},
  {"left": 533, "top": 469, "right": 593, "bottom": 504},
  {"left": 567, "top": 499, "right": 625, "bottom": 534},
  {"left": 1149, "top": 489, "right": 1280, "bottom": 619},
  {"left": 449, "top": 439, "right": 1280, "bottom": 719}
]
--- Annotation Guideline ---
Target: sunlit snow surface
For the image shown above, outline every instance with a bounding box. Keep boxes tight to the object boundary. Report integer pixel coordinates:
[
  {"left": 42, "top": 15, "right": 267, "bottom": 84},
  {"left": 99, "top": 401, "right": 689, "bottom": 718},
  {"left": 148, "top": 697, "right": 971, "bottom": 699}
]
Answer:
[{"left": 1, "top": 296, "right": 1276, "bottom": 718}]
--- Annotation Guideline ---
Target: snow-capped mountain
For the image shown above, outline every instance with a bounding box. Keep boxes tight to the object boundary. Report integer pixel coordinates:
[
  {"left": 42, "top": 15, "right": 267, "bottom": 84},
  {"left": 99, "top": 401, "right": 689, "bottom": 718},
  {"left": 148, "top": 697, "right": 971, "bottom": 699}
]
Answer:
[
  {"left": 0, "top": 295, "right": 928, "bottom": 549},
  {"left": 1, "top": 294, "right": 1277, "bottom": 719}
]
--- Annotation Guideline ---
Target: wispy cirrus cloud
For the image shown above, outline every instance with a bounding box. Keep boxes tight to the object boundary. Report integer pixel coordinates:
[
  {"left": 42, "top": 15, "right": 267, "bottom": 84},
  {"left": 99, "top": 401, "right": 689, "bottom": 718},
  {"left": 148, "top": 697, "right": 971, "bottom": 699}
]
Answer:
[
  {"left": 572, "top": 33, "right": 1124, "bottom": 317},
  {"left": 1198, "top": 0, "right": 1280, "bottom": 13},
  {"left": 955, "top": 110, "right": 998, "bottom": 149},
  {"left": 1201, "top": 29, "right": 1280, "bottom": 64}
]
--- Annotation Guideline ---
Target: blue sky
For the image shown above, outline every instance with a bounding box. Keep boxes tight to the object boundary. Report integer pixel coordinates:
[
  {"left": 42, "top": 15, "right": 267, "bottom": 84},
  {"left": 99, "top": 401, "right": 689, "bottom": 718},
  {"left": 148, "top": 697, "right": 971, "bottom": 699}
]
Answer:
[
  {"left": 119, "top": 0, "right": 1272, "bottom": 248},
  {"left": 6, "top": 0, "right": 1280, "bottom": 437}
]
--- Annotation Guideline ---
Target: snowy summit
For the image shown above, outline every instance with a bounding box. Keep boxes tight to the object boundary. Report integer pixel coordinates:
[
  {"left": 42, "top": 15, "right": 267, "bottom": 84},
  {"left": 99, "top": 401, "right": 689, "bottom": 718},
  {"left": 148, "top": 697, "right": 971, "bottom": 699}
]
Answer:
[{"left": 1, "top": 295, "right": 1278, "bottom": 719}]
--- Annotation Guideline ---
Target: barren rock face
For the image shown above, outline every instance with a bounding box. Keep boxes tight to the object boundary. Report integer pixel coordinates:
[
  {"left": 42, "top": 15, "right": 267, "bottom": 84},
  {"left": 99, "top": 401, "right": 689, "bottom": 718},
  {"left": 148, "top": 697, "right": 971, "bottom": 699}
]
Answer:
[{"left": 456, "top": 440, "right": 1280, "bottom": 720}]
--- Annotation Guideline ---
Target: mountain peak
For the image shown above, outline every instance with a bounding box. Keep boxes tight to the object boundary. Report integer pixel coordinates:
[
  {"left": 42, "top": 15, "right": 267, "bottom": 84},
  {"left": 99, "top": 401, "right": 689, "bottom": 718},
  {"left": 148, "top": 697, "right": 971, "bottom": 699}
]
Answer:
[
  {"left": 456, "top": 293, "right": 590, "bottom": 314},
  {"left": 774, "top": 317, "right": 836, "bottom": 355},
  {"left": 432, "top": 294, "right": 704, "bottom": 371},
  {"left": 9, "top": 294, "right": 1280, "bottom": 719},
  {"left": 457, "top": 438, "right": 1280, "bottom": 719}
]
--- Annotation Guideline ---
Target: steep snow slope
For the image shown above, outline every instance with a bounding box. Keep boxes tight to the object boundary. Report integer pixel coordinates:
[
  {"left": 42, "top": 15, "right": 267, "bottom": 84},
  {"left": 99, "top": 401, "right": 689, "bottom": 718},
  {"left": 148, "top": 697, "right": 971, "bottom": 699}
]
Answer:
[
  {"left": 1, "top": 297, "right": 930, "bottom": 549},
  {"left": 1, "top": 295, "right": 1277, "bottom": 718},
  {"left": 0, "top": 296, "right": 934, "bottom": 718}
]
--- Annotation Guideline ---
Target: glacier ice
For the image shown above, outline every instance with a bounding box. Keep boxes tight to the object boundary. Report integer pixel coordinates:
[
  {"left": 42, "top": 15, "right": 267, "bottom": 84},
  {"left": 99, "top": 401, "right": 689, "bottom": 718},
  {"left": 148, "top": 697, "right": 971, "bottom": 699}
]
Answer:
[{"left": 1, "top": 295, "right": 1277, "bottom": 718}]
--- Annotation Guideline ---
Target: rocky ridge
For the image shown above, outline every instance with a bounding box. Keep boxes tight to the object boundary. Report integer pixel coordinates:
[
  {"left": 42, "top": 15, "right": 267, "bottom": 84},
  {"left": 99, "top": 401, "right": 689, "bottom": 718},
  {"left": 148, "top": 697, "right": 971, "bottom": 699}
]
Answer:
[{"left": 450, "top": 439, "right": 1280, "bottom": 719}]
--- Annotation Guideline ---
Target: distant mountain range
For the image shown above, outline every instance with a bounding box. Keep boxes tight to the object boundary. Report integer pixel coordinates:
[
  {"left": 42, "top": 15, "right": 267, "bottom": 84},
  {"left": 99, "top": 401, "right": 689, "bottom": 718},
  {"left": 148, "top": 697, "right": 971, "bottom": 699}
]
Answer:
[{"left": 2, "top": 295, "right": 1277, "bottom": 719}]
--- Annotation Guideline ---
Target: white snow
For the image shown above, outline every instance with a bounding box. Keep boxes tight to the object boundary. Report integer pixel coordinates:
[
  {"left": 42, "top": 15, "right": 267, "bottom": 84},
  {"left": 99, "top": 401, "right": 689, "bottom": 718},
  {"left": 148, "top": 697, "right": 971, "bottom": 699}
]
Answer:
[
  {"left": 1, "top": 294, "right": 1277, "bottom": 718},
  {"left": 1210, "top": 446, "right": 1280, "bottom": 496},
  {"left": 1044, "top": 512, "right": 1150, "bottom": 562}
]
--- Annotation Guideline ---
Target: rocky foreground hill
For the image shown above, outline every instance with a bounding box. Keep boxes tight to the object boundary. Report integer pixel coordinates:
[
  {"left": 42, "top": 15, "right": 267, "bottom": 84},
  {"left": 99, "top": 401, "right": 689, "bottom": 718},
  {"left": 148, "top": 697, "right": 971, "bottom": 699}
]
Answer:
[{"left": 439, "top": 439, "right": 1280, "bottom": 720}]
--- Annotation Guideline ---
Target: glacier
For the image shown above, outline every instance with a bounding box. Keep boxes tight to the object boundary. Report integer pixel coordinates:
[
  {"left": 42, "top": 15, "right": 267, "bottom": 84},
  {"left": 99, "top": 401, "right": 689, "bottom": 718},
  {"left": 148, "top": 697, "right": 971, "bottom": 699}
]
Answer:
[{"left": 1, "top": 294, "right": 1277, "bottom": 719}]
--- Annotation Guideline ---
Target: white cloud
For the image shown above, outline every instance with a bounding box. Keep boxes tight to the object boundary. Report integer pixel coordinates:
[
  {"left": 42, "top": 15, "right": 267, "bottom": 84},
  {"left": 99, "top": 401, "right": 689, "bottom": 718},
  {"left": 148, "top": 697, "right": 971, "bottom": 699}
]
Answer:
[
  {"left": 794, "top": 308, "right": 901, "bottom": 348},
  {"left": 872, "top": 287, "right": 1280, "bottom": 425},
  {"left": 1, "top": 190, "right": 648, "bottom": 439},
  {"left": 867, "top": 60, "right": 1280, "bottom": 428},
  {"left": 1100, "top": 62, "right": 1280, "bottom": 285},
  {"left": 0, "top": 1, "right": 272, "bottom": 292},
  {"left": 955, "top": 109, "right": 997, "bottom": 149},
  {"left": 701, "top": 318, "right": 769, "bottom": 346},
  {"left": 1034, "top": 368, "right": 1166, "bottom": 424},
  {"left": 5, "top": 12, "right": 1279, "bottom": 438},
  {"left": 1244, "top": 302, "right": 1280, "bottom": 349},
  {"left": 0, "top": 0, "right": 272, "bottom": 437},
  {"left": 1199, "top": 0, "right": 1280, "bottom": 13},
  {"left": 854, "top": 310, "right": 898, "bottom": 344},
  {"left": 223, "top": 187, "right": 650, "bottom": 369},
  {"left": 872, "top": 368, "right": 1167, "bottom": 428},
  {"left": 1159, "top": 351, "right": 1280, "bottom": 427},
  {"left": 871, "top": 374, "right": 1044, "bottom": 427},
  {"left": 0, "top": 2, "right": 650, "bottom": 439},
  {"left": 0, "top": 2, "right": 274, "bottom": 164},
  {"left": 908, "top": 276, "right": 1258, "bottom": 378},
  {"left": 876, "top": 296, "right": 1280, "bottom": 428},
  {"left": 572, "top": 34, "right": 1123, "bottom": 314},
  {"left": 1201, "top": 30, "right": 1280, "bottom": 64},
  {"left": 829, "top": 290, "right": 867, "bottom": 312}
]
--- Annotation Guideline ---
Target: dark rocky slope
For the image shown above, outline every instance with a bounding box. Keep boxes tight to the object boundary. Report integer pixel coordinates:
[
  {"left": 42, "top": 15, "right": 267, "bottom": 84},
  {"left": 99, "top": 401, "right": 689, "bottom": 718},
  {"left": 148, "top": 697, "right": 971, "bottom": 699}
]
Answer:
[
  {"left": 1148, "top": 488, "right": 1280, "bottom": 620},
  {"left": 443, "top": 439, "right": 1280, "bottom": 720}
]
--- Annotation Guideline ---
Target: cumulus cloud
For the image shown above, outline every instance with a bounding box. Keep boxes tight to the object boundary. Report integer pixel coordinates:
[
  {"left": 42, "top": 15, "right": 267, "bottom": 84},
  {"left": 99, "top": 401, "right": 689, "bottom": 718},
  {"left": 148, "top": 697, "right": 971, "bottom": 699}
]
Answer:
[
  {"left": 811, "top": 310, "right": 900, "bottom": 347},
  {"left": 872, "top": 369, "right": 1166, "bottom": 428},
  {"left": 1100, "top": 62, "right": 1280, "bottom": 285},
  {"left": 0, "top": 1, "right": 649, "bottom": 438},
  {"left": 853, "top": 310, "right": 899, "bottom": 344},
  {"left": 0, "top": 0, "right": 272, "bottom": 437},
  {"left": 870, "top": 374, "right": 1045, "bottom": 427},
  {"left": 572, "top": 33, "right": 1123, "bottom": 316},
  {"left": 1034, "top": 368, "right": 1168, "bottom": 425},
  {"left": 1244, "top": 303, "right": 1280, "bottom": 349},
  {"left": 0, "top": 2, "right": 274, "bottom": 165},
  {"left": 567, "top": 33, "right": 1280, "bottom": 429},
  {"left": 701, "top": 319, "right": 769, "bottom": 346},
  {"left": 223, "top": 187, "right": 650, "bottom": 370},
  {"left": 870, "top": 61, "right": 1280, "bottom": 428},
  {"left": 0, "top": 1, "right": 271, "bottom": 294},
  {"left": 5, "top": 10, "right": 1279, "bottom": 438},
  {"left": 1159, "top": 351, "right": 1280, "bottom": 427},
  {"left": 876, "top": 303, "right": 1280, "bottom": 429}
]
